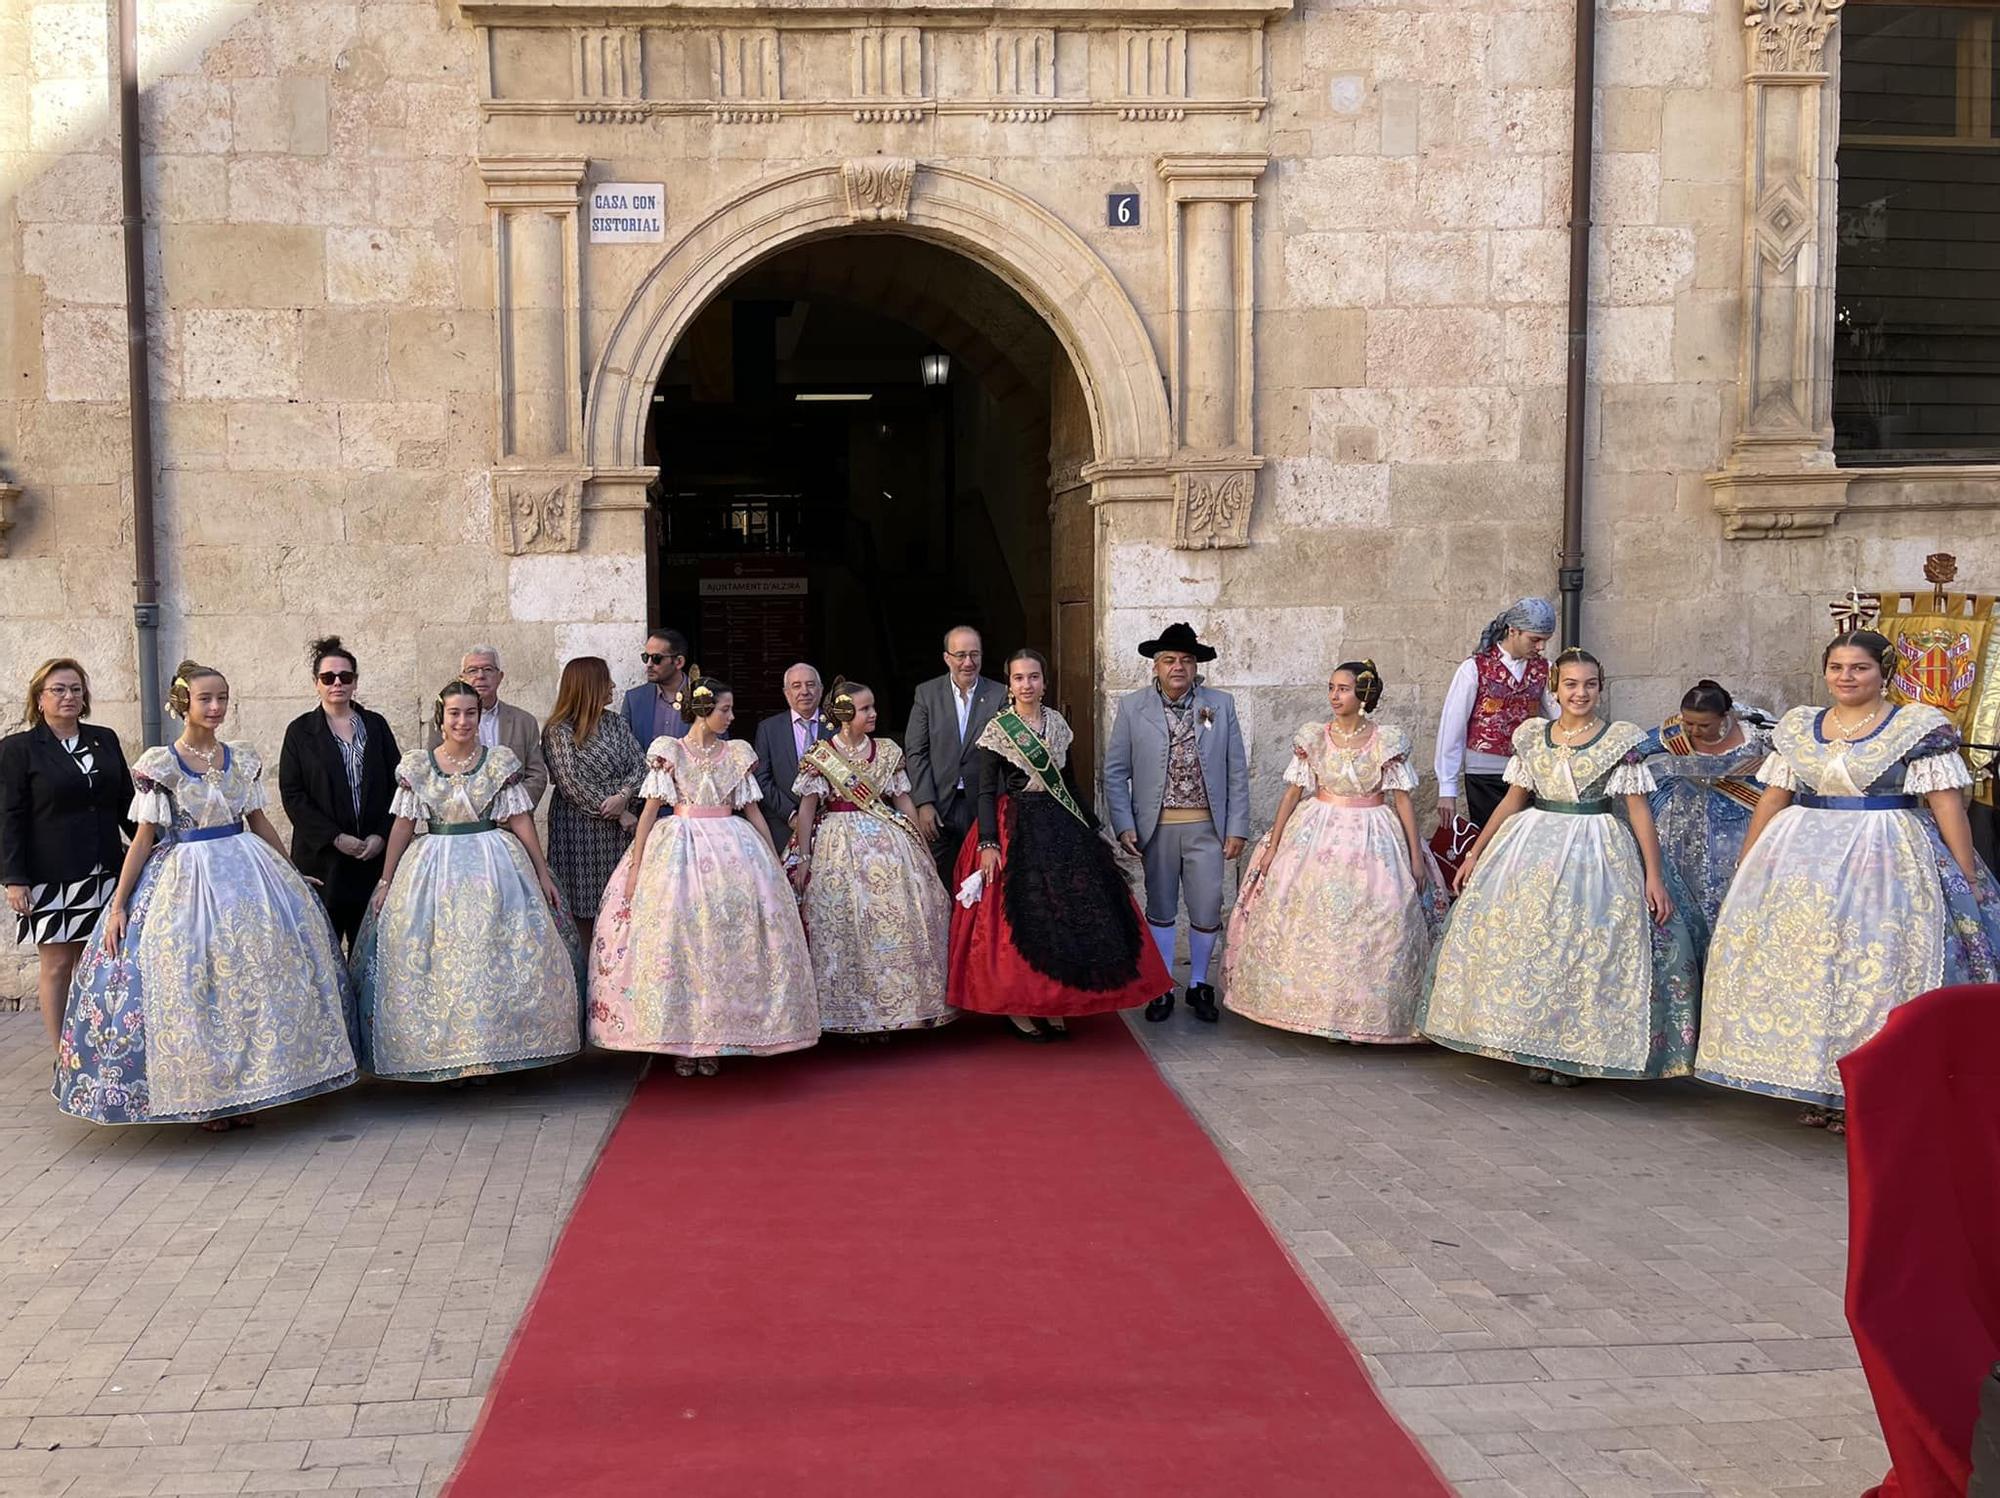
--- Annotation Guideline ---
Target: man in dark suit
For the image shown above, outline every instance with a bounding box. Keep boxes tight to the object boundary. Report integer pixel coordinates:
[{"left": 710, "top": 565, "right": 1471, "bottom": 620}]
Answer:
[
  {"left": 751, "top": 663, "right": 831, "bottom": 852},
  {"left": 904, "top": 625, "right": 1005, "bottom": 886},
  {"left": 623, "top": 627, "right": 692, "bottom": 748}
]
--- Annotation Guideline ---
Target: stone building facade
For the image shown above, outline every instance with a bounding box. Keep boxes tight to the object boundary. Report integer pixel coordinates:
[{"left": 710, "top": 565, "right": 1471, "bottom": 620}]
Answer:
[{"left": 3, "top": 0, "right": 1999, "bottom": 990}]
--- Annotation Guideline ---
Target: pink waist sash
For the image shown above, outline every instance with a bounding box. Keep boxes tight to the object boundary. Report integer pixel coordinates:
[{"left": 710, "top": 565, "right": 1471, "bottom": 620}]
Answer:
[
  {"left": 674, "top": 805, "right": 734, "bottom": 819},
  {"left": 1315, "top": 791, "right": 1385, "bottom": 808}
]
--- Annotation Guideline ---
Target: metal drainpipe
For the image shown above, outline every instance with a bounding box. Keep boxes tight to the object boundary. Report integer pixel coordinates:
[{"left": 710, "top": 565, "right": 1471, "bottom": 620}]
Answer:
[
  {"left": 117, "top": 0, "right": 162, "bottom": 746},
  {"left": 1558, "top": 0, "right": 1599, "bottom": 650}
]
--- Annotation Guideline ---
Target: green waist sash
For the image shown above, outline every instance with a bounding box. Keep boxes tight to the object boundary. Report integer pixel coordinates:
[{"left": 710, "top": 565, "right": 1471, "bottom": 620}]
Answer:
[
  {"left": 429, "top": 819, "right": 497, "bottom": 836},
  {"left": 1534, "top": 798, "right": 1612, "bottom": 816}
]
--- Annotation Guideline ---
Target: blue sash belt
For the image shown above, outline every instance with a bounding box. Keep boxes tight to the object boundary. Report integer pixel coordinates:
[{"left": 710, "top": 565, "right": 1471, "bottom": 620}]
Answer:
[
  {"left": 429, "top": 819, "right": 497, "bottom": 836},
  {"left": 180, "top": 821, "right": 244, "bottom": 843},
  {"left": 1535, "top": 798, "right": 1613, "bottom": 816},
  {"left": 1794, "top": 793, "right": 1918, "bottom": 811}
]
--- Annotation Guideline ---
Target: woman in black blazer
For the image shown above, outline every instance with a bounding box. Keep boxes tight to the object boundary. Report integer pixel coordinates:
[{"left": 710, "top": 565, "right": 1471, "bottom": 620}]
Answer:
[
  {"left": 278, "top": 637, "right": 400, "bottom": 951},
  {"left": 0, "top": 658, "right": 135, "bottom": 1049}
]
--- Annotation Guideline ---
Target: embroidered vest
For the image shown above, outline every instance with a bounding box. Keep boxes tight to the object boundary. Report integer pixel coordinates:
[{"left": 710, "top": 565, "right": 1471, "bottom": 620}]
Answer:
[{"left": 1466, "top": 648, "right": 1547, "bottom": 756}]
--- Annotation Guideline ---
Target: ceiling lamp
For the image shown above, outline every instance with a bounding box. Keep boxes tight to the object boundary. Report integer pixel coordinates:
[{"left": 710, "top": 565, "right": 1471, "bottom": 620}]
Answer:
[{"left": 919, "top": 351, "right": 952, "bottom": 388}]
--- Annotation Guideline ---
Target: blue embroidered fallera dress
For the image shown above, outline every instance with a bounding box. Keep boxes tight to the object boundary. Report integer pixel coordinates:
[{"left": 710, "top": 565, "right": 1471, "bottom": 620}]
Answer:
[
  {"left": 55, "top": 744, "right": 358, "bottom": 1125},
  {"left": 1635, "top": 718, "right": 1769, "bottom": 955},
  {"left": 1696, "top": 704, "right": 2000, "bottom": 1108}
]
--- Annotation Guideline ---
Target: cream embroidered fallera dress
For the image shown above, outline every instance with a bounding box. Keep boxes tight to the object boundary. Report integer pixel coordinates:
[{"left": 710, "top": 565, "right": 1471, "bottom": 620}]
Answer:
[
  {"left": 1420, "top": 719, "right": 1703, "bottom": 1080},
  {"left": 1223, "top": 722, "right": 1435, "bottom": 1043},
  {"left": 793, "top": 737, "right": 954, "bottom": 1034},
  {"left": 589, "top": 736, "right": 819, "bottom": 1057},
  {"left": 351, "top": 747, "right": 582, "bottom": 1082},
  {"left": 1696, "top": 703, "right": 2000, "bottom": 1107}
]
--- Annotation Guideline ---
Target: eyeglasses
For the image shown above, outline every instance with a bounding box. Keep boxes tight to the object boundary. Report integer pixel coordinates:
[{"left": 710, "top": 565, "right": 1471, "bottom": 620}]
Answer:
[
  {"left": 461, "top": 665, "right": 500, "bottom": 678},
  {"left": 641, "top": 652, "right": 676, "bottom": 666},
  {"left": 317, "top": 671, "right": 357, "bottom": 686},
  {"left": 945, "top": 650, "right": 981, "bottom": 662},
  {"left": 41, "top": 684, "right": 85, "bottom": 697}
]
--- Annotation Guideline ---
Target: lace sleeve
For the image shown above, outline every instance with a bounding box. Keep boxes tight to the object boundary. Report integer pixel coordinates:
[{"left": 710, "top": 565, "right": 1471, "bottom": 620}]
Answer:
[
  {"left": 234, "top": 744, "right": 268, "bottom": 813},
  {"left": 1282, "top": 744, "right": 1316, "bottom": 792},
  {"left": 1502, "top": 754, "right": 1536, "bottom": 789},
  {"left": 1905, "top": 751, "right": 1973, "bottom": 796},
  {"left": 640, "top": 739, "right": 678, "bottom": 802},
  {"left": 1606, "top": 759, "right": 1656, "bottom": 796},
  {"left": 732, "top": 770, "right": 763, "bottom": 809},
  {"left": 1379, "top": 756, "right": 1419, "bottom": 793},
  {"left": 793, "top": 765, "right": 831, "bottom": 800},
  {"left": 885, "top": 766, "right": 912, "bottom": 797},
  {"left": 490, "top": 780, "right": 535, "bottom": 821},
  {"left": 1757, "top": 751, "right": 1798, "bottom": 792},
  {"left": 129, "top": 748, "right": 176, "bottom": 826}
]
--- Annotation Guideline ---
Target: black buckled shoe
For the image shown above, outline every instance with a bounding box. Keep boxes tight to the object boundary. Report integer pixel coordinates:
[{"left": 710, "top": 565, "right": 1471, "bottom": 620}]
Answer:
[
  {"left": 1187, "top": 983, "right": 1219, "bottom": 1023},
  {"left": 1144, "top": 990, "right": 1176, "bottom": 1022}
]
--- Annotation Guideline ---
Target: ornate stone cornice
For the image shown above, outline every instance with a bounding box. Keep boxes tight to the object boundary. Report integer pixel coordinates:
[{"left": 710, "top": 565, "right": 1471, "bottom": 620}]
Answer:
[{"left": 1742, "top": 0, "right": 1845, "bottom": 75}]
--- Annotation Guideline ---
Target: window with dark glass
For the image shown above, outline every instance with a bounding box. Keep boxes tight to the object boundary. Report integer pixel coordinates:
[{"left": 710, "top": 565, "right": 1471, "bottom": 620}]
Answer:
[{"left": 1836, "top": 2, "right": 2000, "bottom": 462}]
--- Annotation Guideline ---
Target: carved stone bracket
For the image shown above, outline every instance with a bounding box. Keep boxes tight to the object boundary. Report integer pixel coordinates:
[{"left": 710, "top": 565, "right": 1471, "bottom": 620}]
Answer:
[
  {"left": 1743, "top": 0, "right": 1846, "bottom": 74},
  {"left": 0, "top": 474, "right": 20, "bottom": 559},
  {"left": 841, "top": 157, "right": 916, "bottom": 222},
  {"left": 1174, "top": 460, "right": 1262, "bottom": 550},
  {"left": 493, "top": 470, "right": 586, "bottom": 554},
  {"left": 1159, "top": 153, "right": 1266, "bottom": 550}
]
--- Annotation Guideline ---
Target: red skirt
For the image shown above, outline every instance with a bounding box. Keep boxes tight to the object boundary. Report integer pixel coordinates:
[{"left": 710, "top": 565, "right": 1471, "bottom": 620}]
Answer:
[{"left": 946, "top": 793, "right": 1171, "bottom": 1017}]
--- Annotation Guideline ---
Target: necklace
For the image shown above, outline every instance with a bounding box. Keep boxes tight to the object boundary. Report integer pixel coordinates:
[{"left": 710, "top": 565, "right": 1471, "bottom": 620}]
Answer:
[
  {"left": 1327, "top": 716, "right": 1371, "bottom": 748},
  {"left": 435, "top": 742, "right": 478, "bottom": 775},
  {"left": 1551, "top": 717, "right": 1600, "bottom": 758},
  {"left": 176, "top": 737, "right": 224, "bottom": 782},
  {"left": 1827, "top": 701, "right": 1884, "bottom": 741}
]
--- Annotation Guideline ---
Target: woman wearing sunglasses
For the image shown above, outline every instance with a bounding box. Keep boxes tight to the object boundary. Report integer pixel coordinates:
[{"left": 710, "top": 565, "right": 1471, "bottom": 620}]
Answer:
[{"left": 278, "top": 636, "right": 402, "bottom": 952}]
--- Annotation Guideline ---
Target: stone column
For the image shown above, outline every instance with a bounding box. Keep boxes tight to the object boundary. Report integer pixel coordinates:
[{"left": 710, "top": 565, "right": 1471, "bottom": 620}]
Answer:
[
  {"left": 1158, "top": 153, "right": 1266, "bottom": 549},
  {"left": 479, "top": 155, "right": 589, "bottom": 554},
  {"left": 1707, "top": 0, "right": 1851, "bottom": 539}
]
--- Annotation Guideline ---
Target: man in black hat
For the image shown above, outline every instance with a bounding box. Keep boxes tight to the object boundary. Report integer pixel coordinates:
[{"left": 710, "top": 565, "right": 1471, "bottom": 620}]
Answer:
[{"left": 1103, "top": 622, "right": 1249, "bottom": 1023}]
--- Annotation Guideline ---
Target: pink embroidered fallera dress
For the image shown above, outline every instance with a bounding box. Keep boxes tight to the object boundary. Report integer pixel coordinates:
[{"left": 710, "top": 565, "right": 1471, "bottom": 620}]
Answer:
[
  {"left": 1223, "top": 722, "right": 1436, "bottom": 1044},
  {"left": 587, "top": 736, "right": 818, "bottom": 1058}
]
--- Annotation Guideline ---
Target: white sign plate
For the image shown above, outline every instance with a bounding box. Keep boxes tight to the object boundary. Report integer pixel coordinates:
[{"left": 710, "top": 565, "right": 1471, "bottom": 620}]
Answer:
[{"left": 589, "top": 183, "right": 666, "bottom": 243}]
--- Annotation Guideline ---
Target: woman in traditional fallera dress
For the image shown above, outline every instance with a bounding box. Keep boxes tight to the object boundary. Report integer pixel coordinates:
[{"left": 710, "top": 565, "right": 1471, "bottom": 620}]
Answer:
[
  {"left": 350, "top": 681, "right": 582, "bottom": 1084},
  {"left": 1635, "top": 679, "right": 1769, "bottom": 955},
  {"left": 1224, "top": 661, "right": 1439, "bottom": 1044},
  {"left": 1696, "top": 630, "right": 2000, "bottom": 1128},
  {"left": 56, "top": 662, "right": 357, "bottom": 1130},
  {"left": 590, "top": 673, "right": 817, "bottom": 1075},
  {"left": 1420, "top": 648, "right": 1701, "bottom": 1084},
  {"left": 948, "top": 648, "right": 1171, "bottom": 1039},
  {"left": 790, "top": 679, "right": 954, "bottom": 1037}
]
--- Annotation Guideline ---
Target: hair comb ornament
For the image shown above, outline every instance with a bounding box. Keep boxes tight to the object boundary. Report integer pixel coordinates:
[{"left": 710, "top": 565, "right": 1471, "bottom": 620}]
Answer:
[{"left": 1829, "top": 589, "right": 1881, "bottom": 637}]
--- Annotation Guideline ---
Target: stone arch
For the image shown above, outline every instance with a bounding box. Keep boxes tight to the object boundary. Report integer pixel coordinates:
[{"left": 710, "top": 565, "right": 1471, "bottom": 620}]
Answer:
[{"left": 583, "top": 161, "right": 1172, "bottom": 485}]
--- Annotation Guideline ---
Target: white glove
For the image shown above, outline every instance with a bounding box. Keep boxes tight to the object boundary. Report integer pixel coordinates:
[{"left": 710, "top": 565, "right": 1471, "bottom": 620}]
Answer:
[{"left": 954, "top": 870, "right": 984, "bottom": 908}]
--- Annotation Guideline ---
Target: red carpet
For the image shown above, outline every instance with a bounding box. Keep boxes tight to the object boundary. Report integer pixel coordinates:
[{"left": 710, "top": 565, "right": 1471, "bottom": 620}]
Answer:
[{"left": 445, "top": 1020, "right": 1447, "bottom": 1497}]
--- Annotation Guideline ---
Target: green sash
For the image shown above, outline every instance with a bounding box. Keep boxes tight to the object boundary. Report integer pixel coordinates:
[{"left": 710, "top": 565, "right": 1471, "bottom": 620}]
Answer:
[
  {"left": 994, "top": 708, "right": 1089, "bottom": 827},
  {"left": 800, "top": 739, "right": 924, "bottom": 849}
]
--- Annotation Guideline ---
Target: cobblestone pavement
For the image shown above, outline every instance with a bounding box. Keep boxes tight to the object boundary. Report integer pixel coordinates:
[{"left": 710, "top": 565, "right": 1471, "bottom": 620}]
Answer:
[
  {"left": 0, "top": 1006, "right": 1884, "bottom": 1497},
  {"left": 1140, "top": 1008, "right": 1888, "bottom": 1498}
]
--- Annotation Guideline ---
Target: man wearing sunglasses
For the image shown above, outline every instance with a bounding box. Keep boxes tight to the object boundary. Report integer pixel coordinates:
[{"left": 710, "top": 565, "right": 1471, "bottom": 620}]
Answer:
[
  {"left": 623, "top": 628, "right": 693, "bottom": 747},
  {"left": 426, "top": 644, "right": 550, "bottom": 808}
]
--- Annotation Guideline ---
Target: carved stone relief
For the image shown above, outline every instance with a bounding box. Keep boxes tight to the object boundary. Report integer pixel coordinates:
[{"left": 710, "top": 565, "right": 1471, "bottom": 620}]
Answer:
[
  {"left": 985, "top": 28, "right": 1055, "bottom": 121},
  {"left": 1119, "top": 30, "right": 1188, "bottom": 121},
  {"left": 841, "top": 157, "right": 917, "bottom": 222},
  {"left": 1174, "top": 466, "right": 1257, "bottom": 550},
  {"left": 1742, "top": 0, "right": 1846, "bottom": 74},
  {"left": 493, "top": 471, "right": 586, "bottom": 555},
  {"left": 714, "top": 28, "right": 781, "bottom": 121}
]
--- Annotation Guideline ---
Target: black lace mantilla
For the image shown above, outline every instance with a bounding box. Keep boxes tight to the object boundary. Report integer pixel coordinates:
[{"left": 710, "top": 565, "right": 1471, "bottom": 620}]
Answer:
[{"left": 1002, "top": 794, "right": 1144, "bottom": 991}]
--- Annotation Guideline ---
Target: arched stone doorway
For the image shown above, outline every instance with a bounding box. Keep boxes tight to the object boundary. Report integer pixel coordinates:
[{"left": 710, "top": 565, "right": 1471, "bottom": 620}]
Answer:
[{"left": 584, "top": 160, "right": 1176, "bottom": 773}]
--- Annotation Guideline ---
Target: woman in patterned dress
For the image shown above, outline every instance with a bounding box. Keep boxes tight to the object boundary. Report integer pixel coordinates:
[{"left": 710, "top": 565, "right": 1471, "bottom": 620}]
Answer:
[
  {"left": 1224, "top": 661, "right": 1439, "bottom": 1044},
  {"left": 1697, "top": 630, "right": 2000, "bottom": 1129},
  {"left": 589, "top": 673, "right": 817, "bottom": 1075},
  {"left": 789, "top": 679, "right": 953, "bottom": 1038},
  {"left": 948, "top": 648, "right": 1171, "bottom": 1038},
  {"left": 541, "top": 655, "right": 645, "bottom": 945},
  {"left": 1420, "top": 648, "right": 1701, "bottom": 1085},
  {"left": 350, "top": 681, "right": 581, "bottom": 1084},
  {"left": 1634, "top": 679, "right": 1769, "bottom": 955},
  {"left": 1, "top": 658, "right": 133, "bottom": 1052},
  {"left": 56, "top": 662, "right": 357, "bottom": 1130}
]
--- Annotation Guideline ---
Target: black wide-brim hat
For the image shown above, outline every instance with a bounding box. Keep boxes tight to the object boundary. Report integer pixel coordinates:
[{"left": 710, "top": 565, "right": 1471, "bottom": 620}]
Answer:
[{"left": 1138, "top": 622, "right": 1217, "bottom": 662}]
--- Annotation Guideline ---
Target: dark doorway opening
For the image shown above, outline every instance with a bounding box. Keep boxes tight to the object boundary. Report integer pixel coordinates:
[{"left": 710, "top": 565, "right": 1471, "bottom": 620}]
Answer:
[{"left": 643, "top": 236, "right": 1075, "bottom": 734}]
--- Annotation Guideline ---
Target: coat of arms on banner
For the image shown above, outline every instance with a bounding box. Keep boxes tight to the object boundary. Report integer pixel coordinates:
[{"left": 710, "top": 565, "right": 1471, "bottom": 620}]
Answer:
[{"left": 1862, "top": 556, "right": 2000, "bottom": 807}]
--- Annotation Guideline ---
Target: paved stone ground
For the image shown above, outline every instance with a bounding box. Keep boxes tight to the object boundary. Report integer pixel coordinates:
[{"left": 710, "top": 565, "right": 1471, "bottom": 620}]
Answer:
[
  {"left": 0, "top": 1005, "right": 1884, "bottom": 1497},
  {"left": 1141, "top": 1007, "right": 1888, "bottom": 1498}
]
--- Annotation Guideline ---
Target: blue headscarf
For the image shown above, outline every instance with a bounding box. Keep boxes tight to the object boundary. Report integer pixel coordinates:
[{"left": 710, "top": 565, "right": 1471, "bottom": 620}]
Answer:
[{"left": 1476, "top": 597, "right": 1557, "bottom": 655}]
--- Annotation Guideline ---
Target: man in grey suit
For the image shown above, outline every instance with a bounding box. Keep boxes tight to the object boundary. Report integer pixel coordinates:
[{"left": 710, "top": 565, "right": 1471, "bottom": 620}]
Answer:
[
  {"left": 750, "top": 663, "right": 831, "bottom": 851},
  {"left": 426, "top": 644, "right": 550, "bottom": 807},
  {"left": 1103, "top": 622, "right": 1249, "bottom": 1024},
  {"left": 623, "top": 628, "right": 692, "bottom": 747},
  {"left": 904, "top": 625, "right": 1006, "bottom": 886}
]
